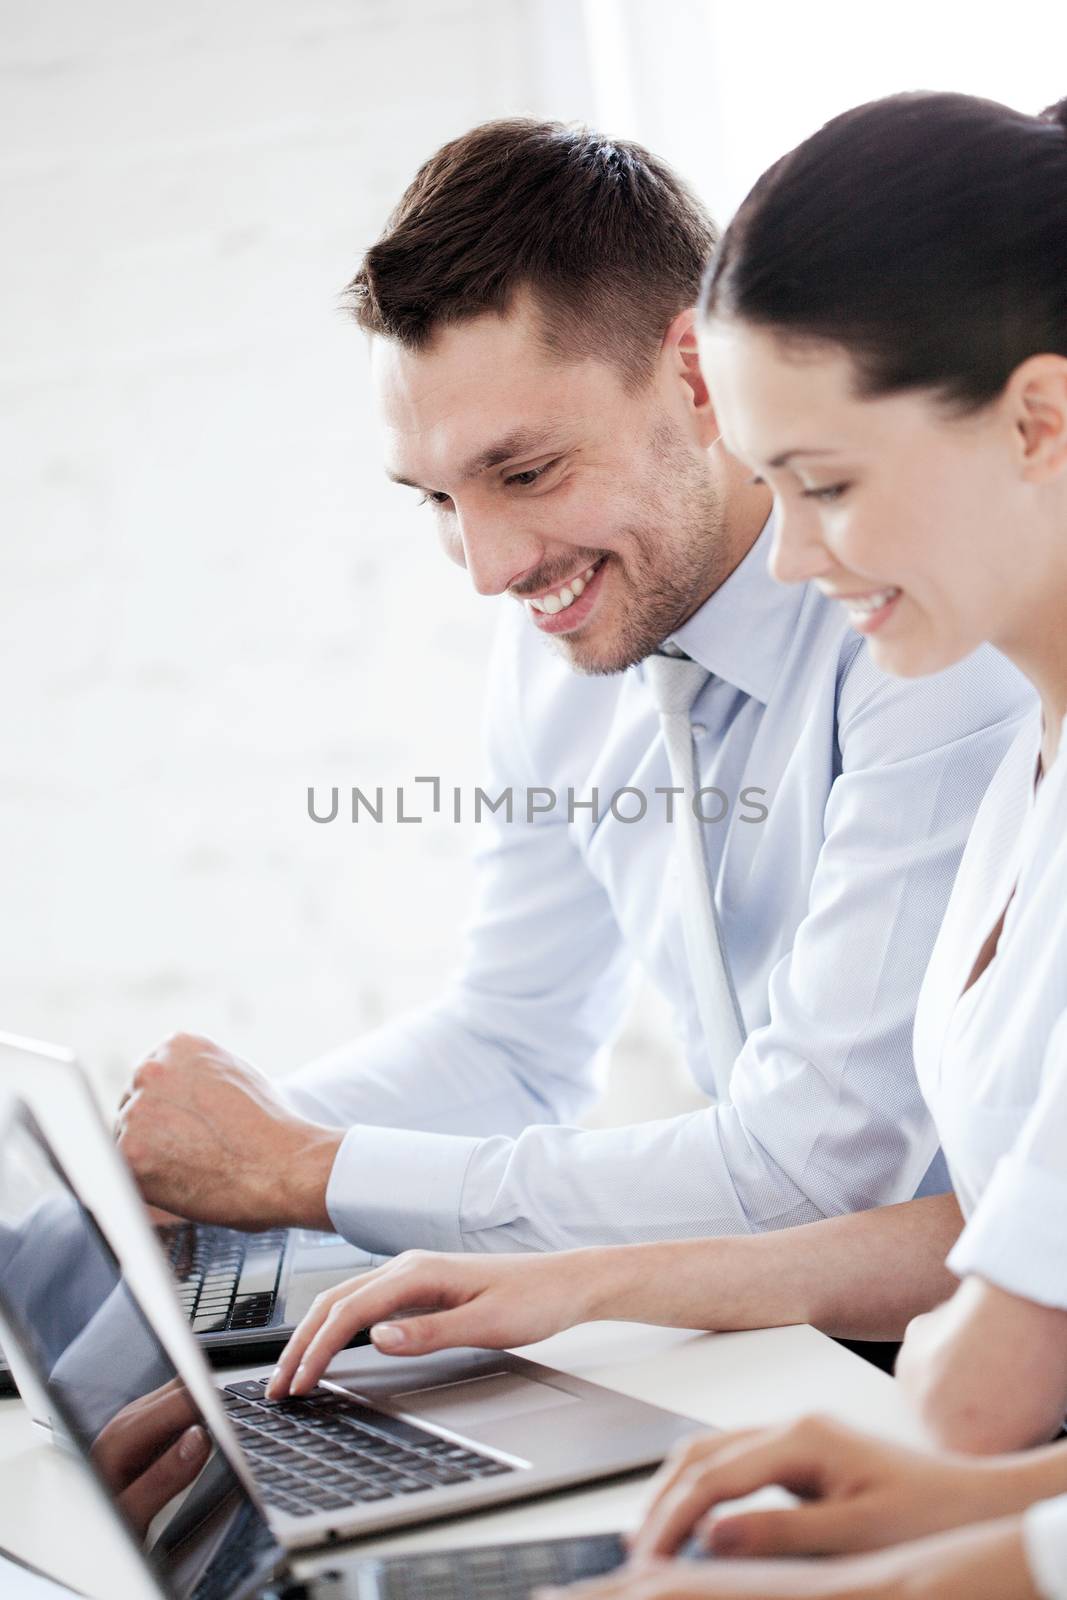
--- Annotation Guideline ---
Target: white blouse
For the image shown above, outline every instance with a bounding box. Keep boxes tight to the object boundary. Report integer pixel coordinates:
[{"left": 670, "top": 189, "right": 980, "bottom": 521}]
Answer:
[
  {"left": 914, "top": 704, "right": 1067, "bottom": 1308},
  {"left": 1026, "top": 1493, "right": 1067, "bottom": 1599}
]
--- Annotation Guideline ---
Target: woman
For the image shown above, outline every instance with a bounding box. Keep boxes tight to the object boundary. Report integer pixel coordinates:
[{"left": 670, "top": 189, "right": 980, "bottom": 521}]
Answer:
[{"left": 269, "top": 92, "right": 1067, "bottom": 1596}]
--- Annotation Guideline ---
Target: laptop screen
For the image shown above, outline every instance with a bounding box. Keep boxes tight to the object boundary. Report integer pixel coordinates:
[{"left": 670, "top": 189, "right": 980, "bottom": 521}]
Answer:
[{"left": 0, "top": 1099, "right": 285, "bottom": 1600}]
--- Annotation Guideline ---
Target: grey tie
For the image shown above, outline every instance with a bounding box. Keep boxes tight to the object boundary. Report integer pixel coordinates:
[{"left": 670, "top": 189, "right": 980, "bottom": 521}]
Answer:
[{"left": 645, "top": 651, "right": 745, "bottom": 1099}]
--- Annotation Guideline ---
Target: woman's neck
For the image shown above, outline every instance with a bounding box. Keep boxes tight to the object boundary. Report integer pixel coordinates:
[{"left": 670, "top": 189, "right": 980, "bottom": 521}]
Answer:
[{"left": 997, "top": 550, "right": 1067, "bottom": 772}]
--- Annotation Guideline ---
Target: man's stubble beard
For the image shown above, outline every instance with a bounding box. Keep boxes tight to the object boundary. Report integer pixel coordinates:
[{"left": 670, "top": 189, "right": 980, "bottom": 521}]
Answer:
[{"left": 558, "top": 425, "right": 733, "bottom": 677}]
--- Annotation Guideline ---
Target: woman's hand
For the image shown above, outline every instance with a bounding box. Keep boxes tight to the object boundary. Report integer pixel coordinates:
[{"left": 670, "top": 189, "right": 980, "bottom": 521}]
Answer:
[
  {"left": 628, "top": 1415, "right": 1033, "bottom": 1563},
  {"left": 91, "top": 1380, "right": 211, "bottom": 1538},
  {"left": 534, "top": 1516, "right": 1038, "bottom": 1600},
  {"left": 266, "top": 1246, "right": 614, "bottom": 1399}
]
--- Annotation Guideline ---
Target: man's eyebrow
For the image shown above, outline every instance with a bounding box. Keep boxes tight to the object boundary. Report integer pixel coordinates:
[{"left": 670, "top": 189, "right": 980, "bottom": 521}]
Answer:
[
  {"left": 767, "top": 447, "right": 839, "bottom": 469},
  {"left": 387, "top": 428, "right": 563, "bottom": 493},
  {"left": 459, "top": 428, "right": 560, "bottom": 480}
]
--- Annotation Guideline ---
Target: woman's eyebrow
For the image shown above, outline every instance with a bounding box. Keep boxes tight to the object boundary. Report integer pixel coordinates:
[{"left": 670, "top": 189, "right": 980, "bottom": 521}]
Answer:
[{"left": 767, "top": 447, "right": 839, "bottom": 469}]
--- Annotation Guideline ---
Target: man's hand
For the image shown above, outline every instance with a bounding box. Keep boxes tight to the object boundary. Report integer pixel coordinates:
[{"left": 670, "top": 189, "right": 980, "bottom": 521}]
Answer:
[
  {"left": 116, "top": 1032, "right": 344, "bottom": 1231},
  {"left": 266, "top": 1246, "right": 612, "bottom": 1399},
  {"left": 627, "top": 1415, "right": 1042, "bottom": 1563}
]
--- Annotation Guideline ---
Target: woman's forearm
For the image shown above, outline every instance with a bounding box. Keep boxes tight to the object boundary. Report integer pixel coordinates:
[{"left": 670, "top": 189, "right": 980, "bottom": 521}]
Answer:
[{"left": 584, "top": 1192, "right": 963, "bottom": 1341}]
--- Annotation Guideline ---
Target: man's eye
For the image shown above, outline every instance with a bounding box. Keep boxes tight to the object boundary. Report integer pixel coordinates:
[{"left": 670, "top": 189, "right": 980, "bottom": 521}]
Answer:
[
  {"left": 505, "top": 459, "right": 558, "bottom": 489},
  {"left": 801, "top": 483, "right": 851, "bottom": 504},
  {"left": 418, "top": 490, "right": 453, "bottom": 508}
]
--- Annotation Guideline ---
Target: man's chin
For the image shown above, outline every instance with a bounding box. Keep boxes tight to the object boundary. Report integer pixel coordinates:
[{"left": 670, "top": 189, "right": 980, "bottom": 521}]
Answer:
[{"left": 546, "top": 624, "right": 652, "bottom": 678}]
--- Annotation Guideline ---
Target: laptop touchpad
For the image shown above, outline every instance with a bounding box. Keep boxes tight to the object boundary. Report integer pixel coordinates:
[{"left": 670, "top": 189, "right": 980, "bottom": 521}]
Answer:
[{"left": 393, "top": 1372, "right": 580, "bottom": 1429}]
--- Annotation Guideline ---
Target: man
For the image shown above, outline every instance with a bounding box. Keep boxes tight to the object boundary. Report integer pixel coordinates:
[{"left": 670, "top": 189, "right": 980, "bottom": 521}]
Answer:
[{"left": 116, "top": 120, "right": 1029, "bottom": 1259}]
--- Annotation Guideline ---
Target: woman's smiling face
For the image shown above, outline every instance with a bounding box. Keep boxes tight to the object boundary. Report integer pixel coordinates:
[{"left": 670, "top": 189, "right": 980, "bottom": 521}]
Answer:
[{"left": 697, "top": 318, "right": 1044, "bottom": 679}]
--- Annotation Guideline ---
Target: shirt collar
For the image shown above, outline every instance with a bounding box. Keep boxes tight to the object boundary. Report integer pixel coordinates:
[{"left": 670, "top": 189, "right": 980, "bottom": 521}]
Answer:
[{"left": 657, "top": 512, "right": 806, "bottom": 705}]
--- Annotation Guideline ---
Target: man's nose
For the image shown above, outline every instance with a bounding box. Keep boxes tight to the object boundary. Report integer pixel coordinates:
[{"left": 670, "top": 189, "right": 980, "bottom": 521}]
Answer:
[
  {"left": 768, "top": 502, "right": 835, "bottom": 587},
  {"left": 452, "top": 505, "right": 544, "bottom": 597}
]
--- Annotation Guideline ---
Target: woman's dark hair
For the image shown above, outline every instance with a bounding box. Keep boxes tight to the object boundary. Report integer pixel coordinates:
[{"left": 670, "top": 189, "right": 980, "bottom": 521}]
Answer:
[{"left": 702, "top": 92, "right": 1067, "bottom": 411}]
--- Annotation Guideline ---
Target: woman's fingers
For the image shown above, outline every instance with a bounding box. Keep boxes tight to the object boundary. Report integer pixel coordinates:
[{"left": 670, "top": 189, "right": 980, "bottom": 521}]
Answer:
[
  {"left": 267, "top": 1253, "right": 482, "bottom": 1398},
  {"left": 292, "top": 1294, "right": 498, "bottom": 1394},
  {"left": 539, "top": 1559, "right": 876, "bottom": 1599},
  {"left": 638, "top": 1433, "right": 758, "bottom": 1534},
  {"left": 267, "top": 1265, "right": 401, "bottom": 1398},
  {"left": 633, "top": 1430, "right": 811, "bottom": 1561},
  {"left": 118, "top": 1424, "right": 211, "bottom": 1538},
  {"left": 534, "top": 1564, "right": 677, "bottom": 1600},
  {"left": 706, "top": 1499, "right": 864, "bottom": 1560},
  {"left": 92, "top": 1382, "right": 199, "bottom": 1488}
]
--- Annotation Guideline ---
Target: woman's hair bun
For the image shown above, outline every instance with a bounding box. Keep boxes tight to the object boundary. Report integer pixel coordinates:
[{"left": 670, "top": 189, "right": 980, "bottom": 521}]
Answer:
[{"left": 1040, "top": 96, "right": 1067, "bottom": 132}]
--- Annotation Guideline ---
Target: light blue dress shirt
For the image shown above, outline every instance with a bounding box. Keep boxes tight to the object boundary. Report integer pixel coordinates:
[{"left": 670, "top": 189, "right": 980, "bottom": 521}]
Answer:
[{"left": 283, "top": 519, "right": 1032, "bottom": 1254}]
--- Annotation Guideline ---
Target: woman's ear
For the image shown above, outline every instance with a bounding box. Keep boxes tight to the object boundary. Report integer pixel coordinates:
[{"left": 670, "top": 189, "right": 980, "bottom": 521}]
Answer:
[
  {"left": 1010, "top": 354, "right": 1067, "bottom": 482},
  {"left": 663, "top": 308, "right": 720, "bottom": 446}
]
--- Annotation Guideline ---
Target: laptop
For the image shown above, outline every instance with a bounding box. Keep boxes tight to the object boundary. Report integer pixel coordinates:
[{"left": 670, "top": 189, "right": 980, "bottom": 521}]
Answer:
[
  {"left": 0, "top": 1032, "right": 378, "bottom": 1401},
  {"left": 0, "top": 1095, "right": 704, "bottom": 1554}
]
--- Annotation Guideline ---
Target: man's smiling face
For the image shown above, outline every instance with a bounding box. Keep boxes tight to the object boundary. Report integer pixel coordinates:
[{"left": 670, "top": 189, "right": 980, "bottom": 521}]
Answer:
[{"left": 373, "top": 293, "right": 734, "bottom": 675}]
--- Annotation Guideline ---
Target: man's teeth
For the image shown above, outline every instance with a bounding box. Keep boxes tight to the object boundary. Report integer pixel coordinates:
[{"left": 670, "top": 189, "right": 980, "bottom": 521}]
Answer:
[
  {"left": 528, "top": 564, "right": 599, "bottom": 614},
  {"left": 844, "top": 587, "right": 901, "bottom": 617}
]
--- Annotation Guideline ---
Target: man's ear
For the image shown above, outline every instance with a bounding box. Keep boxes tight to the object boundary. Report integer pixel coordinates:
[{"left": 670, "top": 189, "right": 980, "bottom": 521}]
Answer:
[
  {"left": 1010, "top": 354, "right": 1067, "bottom": 482},
  {"left": 664, "top": 308, "right": 719, "bottom": 446}
]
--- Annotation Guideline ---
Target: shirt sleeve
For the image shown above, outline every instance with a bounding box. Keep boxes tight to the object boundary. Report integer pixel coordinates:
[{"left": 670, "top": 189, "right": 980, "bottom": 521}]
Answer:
[
  {"left": 279, "top": 604, "right": 637, "bottom": 1163},
  {"left": 295, "top": 642, "right": 1027, "bottom": 1255},
  {"left": 1025, "top": 1494, "right": 1067, "bottom": 1600},
  {"left": 947, "top": 1012, "right": 1067, "bottom": 1308}
]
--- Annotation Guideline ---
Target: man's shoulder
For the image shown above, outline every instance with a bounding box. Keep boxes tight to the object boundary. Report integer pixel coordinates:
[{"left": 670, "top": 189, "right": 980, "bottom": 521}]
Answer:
[{"left": 835, "top": 632, "right": 1035, "bottom": 763}]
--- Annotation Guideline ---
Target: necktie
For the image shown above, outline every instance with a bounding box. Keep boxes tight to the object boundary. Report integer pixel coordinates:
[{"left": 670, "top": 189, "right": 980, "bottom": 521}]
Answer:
[{"left": 644, "top": 651, "right": 745, "bottom": 1099}]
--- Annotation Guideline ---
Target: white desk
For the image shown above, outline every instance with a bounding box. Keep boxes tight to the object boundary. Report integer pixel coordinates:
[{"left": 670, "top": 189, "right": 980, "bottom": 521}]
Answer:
[{"left": 0, "top": 1322, "right": 922, "bottom": 1598}]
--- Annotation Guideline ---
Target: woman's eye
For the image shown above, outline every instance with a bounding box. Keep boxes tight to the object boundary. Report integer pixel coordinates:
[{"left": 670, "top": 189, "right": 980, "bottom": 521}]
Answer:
[{"left": 801, "top": 483, "right": 851, "bottom": 504}]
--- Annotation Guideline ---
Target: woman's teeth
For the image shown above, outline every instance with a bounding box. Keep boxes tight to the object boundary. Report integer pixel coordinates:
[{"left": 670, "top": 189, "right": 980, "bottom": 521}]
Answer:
[
  {"left": 527, "top": 562, "right": 601, "bottom": 614},
  {"left": 845, "top": 586, "right": 900, "bottom": 618}
]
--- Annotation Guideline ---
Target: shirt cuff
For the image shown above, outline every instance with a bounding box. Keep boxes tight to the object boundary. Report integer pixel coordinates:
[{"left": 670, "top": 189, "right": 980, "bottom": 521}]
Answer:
[
  {"left": 324, "top": 1124, "right": 480, "bottom": 1256},
  {"left": 1024, "top": 1495, "right": 1067, "bottom": 1600},
  {"left": 948, "top": 1154, "right": 1067, "bottom": 1309}
]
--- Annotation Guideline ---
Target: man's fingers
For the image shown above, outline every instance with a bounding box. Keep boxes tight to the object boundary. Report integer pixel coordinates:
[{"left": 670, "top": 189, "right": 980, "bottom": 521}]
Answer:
[{"left": 118, "top": 1424, "right": 210, "bottom": 1538}]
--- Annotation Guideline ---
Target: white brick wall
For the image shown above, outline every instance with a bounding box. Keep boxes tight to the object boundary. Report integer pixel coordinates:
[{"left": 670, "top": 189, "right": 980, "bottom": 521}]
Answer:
[{"left": 0, "top": 0, "right": 695, "bottom": 1123}]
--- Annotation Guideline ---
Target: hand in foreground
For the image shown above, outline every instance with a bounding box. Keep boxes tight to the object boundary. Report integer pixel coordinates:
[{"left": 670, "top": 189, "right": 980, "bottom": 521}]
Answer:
[
  {"left": 266, "top": 1246, "right": 607, "bottom": 1399},
  {"left": 629, "top": 1415, "right": 1033, "bottom": 1562},
  {"left": 91, "top": 1380, "right": 212, "bottom": 1538},
  {"left": 532, "top": 1516, "right": 1036, "bottom": 1600},
  {"left": 116, "top": 1032, "right": 343, "bottom": 1230}
]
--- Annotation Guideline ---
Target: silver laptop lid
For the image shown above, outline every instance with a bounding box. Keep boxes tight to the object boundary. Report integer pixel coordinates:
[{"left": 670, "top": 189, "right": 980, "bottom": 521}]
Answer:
[{"left": 0, "top": 1097, "right": 289, "bottom": 1600}]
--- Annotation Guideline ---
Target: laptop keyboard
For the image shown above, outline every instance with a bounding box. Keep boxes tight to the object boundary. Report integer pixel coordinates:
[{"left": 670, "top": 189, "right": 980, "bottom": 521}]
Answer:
[
  {"left": 369, "top": 1532, "right": 627, "bottom": 1599},
  {"left": 222, "top": 1377, "right": 515, "bottom": 1518},
  {"left": 158, "top": 1223, "right": 286, "bottom": 1334}
]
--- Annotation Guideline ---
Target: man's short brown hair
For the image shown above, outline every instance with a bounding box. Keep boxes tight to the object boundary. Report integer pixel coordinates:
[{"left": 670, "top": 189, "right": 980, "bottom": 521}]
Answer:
[{"left": 346, "top": 118, "right": 718, "bottom": 386}]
